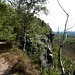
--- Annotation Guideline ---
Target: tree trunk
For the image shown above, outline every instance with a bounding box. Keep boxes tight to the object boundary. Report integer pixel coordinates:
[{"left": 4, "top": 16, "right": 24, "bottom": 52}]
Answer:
[
  {"left": 58, "top": 44, "right": 65, "bottom": 75},
  {"left": 23, "top": 22, "right": 26, "bottom": 52}
]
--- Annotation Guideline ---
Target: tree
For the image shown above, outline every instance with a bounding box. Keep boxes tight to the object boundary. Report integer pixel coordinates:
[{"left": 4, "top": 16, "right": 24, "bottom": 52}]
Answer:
[
  {"left": 7, "top": 0, "right": 49, "bottom": 51},
  {"left": 0, "top": 0, "right": 7, "bottom": 28},
  {"left": 57, "top": 0, "right": 75, "bottom": 75},
  {"left": 0, "top": 0, "right": 16, "bottom": 41}
]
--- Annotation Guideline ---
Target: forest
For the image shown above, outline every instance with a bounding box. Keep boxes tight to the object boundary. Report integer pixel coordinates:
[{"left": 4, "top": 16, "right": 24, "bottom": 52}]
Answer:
[{"left": 0, "top": 0, "right": 75, "bottom": 75}]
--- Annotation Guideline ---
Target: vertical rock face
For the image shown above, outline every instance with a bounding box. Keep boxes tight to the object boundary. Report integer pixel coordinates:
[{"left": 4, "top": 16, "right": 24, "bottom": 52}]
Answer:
[
  {"left": 38, "top": 34, "right": 54, "bottom": 70},
  {"left": 20, "top": 33, "right": 54, "bottom": 70}
]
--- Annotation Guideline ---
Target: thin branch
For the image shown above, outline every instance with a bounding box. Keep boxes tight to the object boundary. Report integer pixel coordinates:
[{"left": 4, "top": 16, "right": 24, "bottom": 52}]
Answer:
[
  {"left": 66, "top": 61, "right": 75, "bottom": 75},
  {"left": 57, "top": 0, "right": 69, "bottom": 41},
  {"left": 66, "top": 24, "right": 75, "bottom": 30},
  {"left": 69, "top": 61, "right": 75, "bottom": 71},
  {"left": 63, "top": 58, "right": 67, "bottom": 65},
  {"left": 57, "top": 0, "right": 69, "bottom": 16}
]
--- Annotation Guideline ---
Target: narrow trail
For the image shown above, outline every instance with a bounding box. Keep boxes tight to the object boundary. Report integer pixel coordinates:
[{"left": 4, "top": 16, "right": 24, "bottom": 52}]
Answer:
[
  {"left": 0, "top": 42, "right": 41, "bottom": 75},
  {"left": 0, "top": 42, "right": 10, "bottom": 75},
  {"left": 0, "top": 55, "right": 10, "bottom": 75}
]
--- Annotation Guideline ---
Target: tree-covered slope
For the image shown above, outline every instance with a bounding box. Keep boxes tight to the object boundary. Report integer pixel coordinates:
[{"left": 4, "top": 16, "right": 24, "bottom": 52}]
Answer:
[
  {"left": 63, "top": 38, "right": 75, "bottom": 60},
  {"left": 1, "top": 0, "right": 75, "bottom": 75},
  {"left": 0, "top": 0, "right": 54, "bottom": 75}
]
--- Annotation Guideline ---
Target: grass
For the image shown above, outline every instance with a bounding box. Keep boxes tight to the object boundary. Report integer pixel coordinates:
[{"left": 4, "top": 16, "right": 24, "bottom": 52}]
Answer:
[{"left": 1, "top": 46, "right": 41, "bottom": 75}]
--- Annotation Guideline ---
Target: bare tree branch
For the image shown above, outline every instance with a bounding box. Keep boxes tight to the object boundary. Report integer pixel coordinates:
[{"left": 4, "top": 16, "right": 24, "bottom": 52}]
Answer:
[
  {"left": 69, "top": 61, "right": 75, "bottom": 71},
  {"left": 63, "top": 58, "right": 67, "bottom": 65},
  {"left": 66, "top": 24, "right": 75, "bottom": 30},
  {"left": 57, "top": 0, "right": 69, "bottom": 16},
  {"left": 65, "top": 61, "right": 75, "bottom": 75}
]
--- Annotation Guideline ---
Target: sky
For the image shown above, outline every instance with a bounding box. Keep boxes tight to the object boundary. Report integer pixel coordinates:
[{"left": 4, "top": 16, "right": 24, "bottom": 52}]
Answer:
[{"left": 39, "top": 0, "right": 75, "bottom": 32}]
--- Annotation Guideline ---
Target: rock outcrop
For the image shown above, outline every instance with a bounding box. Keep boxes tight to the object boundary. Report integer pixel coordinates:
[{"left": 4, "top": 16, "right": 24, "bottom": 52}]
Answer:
[
  {"left": 38, "top": 34, "right": 54, "bottom": 70},
  {"left": 20, "top": 33, "right": 54, "bottom": 71}
]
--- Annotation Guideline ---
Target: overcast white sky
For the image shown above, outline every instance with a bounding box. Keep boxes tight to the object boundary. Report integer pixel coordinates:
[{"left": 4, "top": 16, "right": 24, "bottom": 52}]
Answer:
[{"left": 39, "top": 0, "right": 75, "bottom": 32}]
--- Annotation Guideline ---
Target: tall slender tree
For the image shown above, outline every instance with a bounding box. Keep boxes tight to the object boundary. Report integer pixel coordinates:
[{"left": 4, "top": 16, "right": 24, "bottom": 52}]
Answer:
[{"left": 7, "top": 0, "right": 49, "bottom": 51}]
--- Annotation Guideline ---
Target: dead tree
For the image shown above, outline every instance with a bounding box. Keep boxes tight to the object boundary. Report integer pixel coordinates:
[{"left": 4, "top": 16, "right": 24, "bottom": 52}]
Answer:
[{"left": 57, "top": 0, "right": 69, "bottom": 75}]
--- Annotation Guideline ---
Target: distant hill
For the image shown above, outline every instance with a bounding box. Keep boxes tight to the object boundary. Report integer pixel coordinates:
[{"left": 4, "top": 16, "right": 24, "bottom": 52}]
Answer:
[
  {"left": 54, "top": 31, "right": 75, "bottom": 35},
  {"left": 67, "top": 31, "right": 75, "bottom": 35},
  {"left": 54, "top": 31, "right": 75, "bottom": 38}
]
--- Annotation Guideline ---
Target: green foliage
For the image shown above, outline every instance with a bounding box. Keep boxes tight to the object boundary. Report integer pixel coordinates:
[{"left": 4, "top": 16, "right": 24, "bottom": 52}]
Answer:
[
  {"left": 0, "top": 0, "right": 53, "bottom": 75},
  {"left": 42, "top": 67, "right": 61, "bottom": 75},
  {"left": 66, "top": 38, "right": 75, "bottom": 44},
  {"left": 42, "top": 68, "right": 48, "bottom": 75},
  {"left": 9, "top": 0, "right": 49, "bottom": 15},
  {"left": 0, "top": 1, "right": 16, "bottom": 41},
  {"left": 52, "top": 41, "right": 59, "bottom": 67},
  {"left": 1, "top": 1, "right": 75, "bottom": 75},
  {"left": 54, "top": 37, "right": 75, "bottom": 75},
  {"left": 0, "top": 1, "right": 7, "bottom": 25}
]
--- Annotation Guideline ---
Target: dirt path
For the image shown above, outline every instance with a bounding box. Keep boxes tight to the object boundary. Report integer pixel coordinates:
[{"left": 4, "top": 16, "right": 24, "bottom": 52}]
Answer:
[
  {"left": 0, "top": 55, "right": 10, "bottom": 75},
  {"left": 0, "top": 41, "right": 10, "bottom": 75}
]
